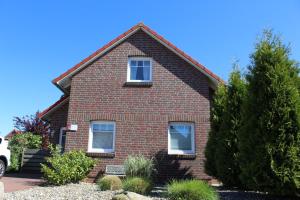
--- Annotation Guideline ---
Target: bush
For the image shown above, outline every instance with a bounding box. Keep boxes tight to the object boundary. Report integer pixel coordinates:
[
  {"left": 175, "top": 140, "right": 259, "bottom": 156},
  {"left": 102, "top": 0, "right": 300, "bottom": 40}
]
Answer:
[
  {"left": 14, "top": 112, "right": 51, "bottom": 148},
  {"left": 97, "top": 175, "right": 122, "bottom": 191},
  {"left": 9, "top": 153, "right": 21, "bottom": 171},
  {"left": 9, "top": 132, "right": 42, "bottom": 150},
  {"left": 124, "top": 155, "right": 155, "bottom": 179},
  {"left": 167, "top": 179, "right": 219, "bottom": 200},
  {"left": 122, "top": 177, "right": 153, "bottom": 195},
  {"left": 41, "top": 150, "right": 96, "bottom": 185},
  {"left": 8, "top": 132, "right": 42, "bottom": 171}
]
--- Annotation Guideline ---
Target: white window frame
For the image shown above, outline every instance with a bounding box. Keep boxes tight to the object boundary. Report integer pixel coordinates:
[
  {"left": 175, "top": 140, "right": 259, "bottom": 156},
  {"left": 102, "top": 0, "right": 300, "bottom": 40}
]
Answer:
[
  {"left": 168, "top": 122, "right": 195, "bottom": 155},
  {"left": 127, "top": 57, "right": 152, "bottom": 82},
  {"left": 88, "top": 121, "right": 116, "bottom": 153}
]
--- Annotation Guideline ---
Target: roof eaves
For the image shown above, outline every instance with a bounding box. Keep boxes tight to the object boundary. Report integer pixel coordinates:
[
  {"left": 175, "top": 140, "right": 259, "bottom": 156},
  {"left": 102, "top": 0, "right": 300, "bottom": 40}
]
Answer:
[
  {"left": 38, "top": 96, "right": 69, "bottom": 119},
  {"left": 140, "top": 25, "right": 224, "bottom": 84},
  {"left": 52, "top": 23, "right": 224, "bottom": 90},
  {"left": 52, "top": 23, "right": 143, "bottom": 88}
]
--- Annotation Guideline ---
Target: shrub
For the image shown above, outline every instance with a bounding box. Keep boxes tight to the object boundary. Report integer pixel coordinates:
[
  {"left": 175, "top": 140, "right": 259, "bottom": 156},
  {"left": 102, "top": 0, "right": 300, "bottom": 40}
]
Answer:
[
  {"left": 41, "top": 150, "right": 96, "bottom": 185},
  {"left": 14, "top": 112, "right": 51, "bottom": 148},
  {"left": 124, "top": 155, "right": 155, "bottom": 179},
  {"left": 122, "top": 177, "right": 153, "bottom": 195},
  {"left": 8, "top": 132, "right": 42, "bottom": 171},
  {"left": 9, "top": 131, "right": 42, "bottom": 149},
  {"left": 97, "top": 175, "right": 122, "bottom": 191},
  {"left": 9, "top": 153, "right": 21, "bottom": 171},
  {"left": 167, "top": 179, "right": 219, "bottom": 200},
  {"left": 47, "top": 143, "right": 61, "bottom": 157}
]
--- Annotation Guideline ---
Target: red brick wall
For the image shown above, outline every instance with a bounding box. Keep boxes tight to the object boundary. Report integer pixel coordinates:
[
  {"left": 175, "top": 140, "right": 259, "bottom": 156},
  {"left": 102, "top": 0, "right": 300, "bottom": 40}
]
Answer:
[
  {"left": 65, "top": 30, "right": 212, "bottom": 181},
  {"left": 47, "top": 102, "right": 69, "bottom": 144}
]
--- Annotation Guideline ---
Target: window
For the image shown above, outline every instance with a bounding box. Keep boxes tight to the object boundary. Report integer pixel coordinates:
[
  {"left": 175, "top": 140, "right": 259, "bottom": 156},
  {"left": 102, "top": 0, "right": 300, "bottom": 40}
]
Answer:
[
  {"left": 168, "top": 122, "right": 195, "bottom": 155},
  {"left": 88, "top": 121, "right": 116, "bottom": 153},
  {"left": 127, "top": 57, "right": 152, "bottom": 82}
]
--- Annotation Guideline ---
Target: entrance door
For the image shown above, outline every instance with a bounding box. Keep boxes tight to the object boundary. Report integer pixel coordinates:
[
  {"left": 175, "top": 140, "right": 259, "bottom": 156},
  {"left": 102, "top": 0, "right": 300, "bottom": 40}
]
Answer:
[{"left": 59, "top": 127, "right": 67, "bottom": 152}]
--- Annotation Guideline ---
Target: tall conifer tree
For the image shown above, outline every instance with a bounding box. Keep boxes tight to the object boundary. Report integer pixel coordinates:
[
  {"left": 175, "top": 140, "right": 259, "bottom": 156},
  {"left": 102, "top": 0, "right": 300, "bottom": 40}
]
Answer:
[
  {"left": 205, "top": 84, "right": 227, "bottom": 177},
  {"left": 238, "top": 30, "right": 300, "bottom": 195},
  {"left": 215, "top": 67, "right": 246, "bottom": 186}
]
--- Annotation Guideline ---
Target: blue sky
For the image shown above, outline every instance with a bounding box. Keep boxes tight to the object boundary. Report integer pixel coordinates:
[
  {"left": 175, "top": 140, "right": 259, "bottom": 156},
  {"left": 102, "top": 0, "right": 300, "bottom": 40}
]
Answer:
[{"left": 0, "top": 0, "right": 299, "bottom": 136}]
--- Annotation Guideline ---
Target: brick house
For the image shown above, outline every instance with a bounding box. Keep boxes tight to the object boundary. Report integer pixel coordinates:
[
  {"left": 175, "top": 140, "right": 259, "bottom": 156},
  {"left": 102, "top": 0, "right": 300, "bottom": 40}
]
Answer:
[{"left": 39, "top": 23, "right": 223, "bottom": 181}]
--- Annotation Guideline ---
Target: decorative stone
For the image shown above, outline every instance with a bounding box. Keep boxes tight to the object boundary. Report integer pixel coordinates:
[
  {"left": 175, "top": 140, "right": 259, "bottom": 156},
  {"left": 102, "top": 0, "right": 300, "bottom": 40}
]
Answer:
[
  {"left": 111, "top": 193, "right": 128, "bottom": 200},
  {"left": 112, "top": 191, "right": 152, "bottom": 200},
  {"left": 126, "top": 192, "right": 152, "bottom": 200}
]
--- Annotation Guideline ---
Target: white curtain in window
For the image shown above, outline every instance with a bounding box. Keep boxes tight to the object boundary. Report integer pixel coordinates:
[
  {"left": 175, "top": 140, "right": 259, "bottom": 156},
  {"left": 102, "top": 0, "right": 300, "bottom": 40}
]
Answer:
[
  {"left": 92, "top": 132, "right": 113, "bottom": 149},
  {"left": 170, "top": 125, "right": 192, "bottom": 150},
  {"left": 92, "top": 124, "right": 114, "bottom": 149}
]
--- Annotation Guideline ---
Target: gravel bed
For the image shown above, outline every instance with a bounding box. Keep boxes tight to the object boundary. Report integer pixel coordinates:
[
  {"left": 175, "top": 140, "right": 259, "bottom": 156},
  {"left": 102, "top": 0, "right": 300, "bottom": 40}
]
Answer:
[
  {"left": 4, "top": 182, "right": 166, "bottom": 200},
  {"left": 218, "top": 189, "right": 299, "bottom": 200},
  {"left": 4, "top": 183, "right": 298, "bottom": 200}
]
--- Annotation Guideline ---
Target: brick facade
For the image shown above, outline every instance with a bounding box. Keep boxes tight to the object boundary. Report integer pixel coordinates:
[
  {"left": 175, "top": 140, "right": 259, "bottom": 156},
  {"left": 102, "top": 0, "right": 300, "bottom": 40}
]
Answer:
[
  {"left": 47, "top": 101, "right": 69, "bottom": 144},
  {"left": 42, "top": 26, "right": 219, "bottom": 182},
  {"left": 51, "top": 30, "right": 213, "bottom": 181}
]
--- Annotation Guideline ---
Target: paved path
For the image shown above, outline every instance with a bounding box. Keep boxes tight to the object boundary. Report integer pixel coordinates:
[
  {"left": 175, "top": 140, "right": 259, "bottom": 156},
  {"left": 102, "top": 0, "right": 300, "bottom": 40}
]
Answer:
[{"left": 1, "top": 173, "right": 45, "bottom": 193}]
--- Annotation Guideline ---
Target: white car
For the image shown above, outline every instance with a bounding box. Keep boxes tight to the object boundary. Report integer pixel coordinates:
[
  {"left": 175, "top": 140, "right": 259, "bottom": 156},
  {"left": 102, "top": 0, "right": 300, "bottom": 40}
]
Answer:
[{"left": 0, "top": 136, "right": 10, "bottom": 177}]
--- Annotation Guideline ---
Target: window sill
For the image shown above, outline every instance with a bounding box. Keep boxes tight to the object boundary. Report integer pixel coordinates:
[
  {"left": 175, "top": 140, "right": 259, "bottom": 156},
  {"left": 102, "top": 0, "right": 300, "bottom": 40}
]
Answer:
[
  {"left": 124, "top": 82, "right": 153, "bottom": 87},
  {"left": 86, "top": 152, "right": 115, "bottom": 158},
  {"left": 167, "top": 153, "right": 196, "bottom": 160}
]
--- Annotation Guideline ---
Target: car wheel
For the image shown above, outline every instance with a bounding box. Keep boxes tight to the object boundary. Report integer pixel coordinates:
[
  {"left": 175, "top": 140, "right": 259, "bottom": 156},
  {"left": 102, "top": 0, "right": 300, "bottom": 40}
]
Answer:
[{"left": 0, "top": 160, "right": 6, "bottom": 177}]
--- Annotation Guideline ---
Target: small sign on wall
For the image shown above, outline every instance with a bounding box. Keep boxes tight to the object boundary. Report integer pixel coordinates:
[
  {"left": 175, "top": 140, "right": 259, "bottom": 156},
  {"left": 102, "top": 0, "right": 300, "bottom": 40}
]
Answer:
[{"left": 67, "top": 124, "right": 78, "bottom": 131}]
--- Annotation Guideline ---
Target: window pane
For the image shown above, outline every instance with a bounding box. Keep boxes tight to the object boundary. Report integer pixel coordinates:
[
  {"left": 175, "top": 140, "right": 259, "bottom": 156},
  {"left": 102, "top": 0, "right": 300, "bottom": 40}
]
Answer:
[
  {"left": 136, "top": 67, "right": 144, "bottom": 80},
  {"left": 98, "top": 124, "right": 113, "bottom": 131},
  {"left": 143, "top": 66, "right": 150, "bottom": 80},
  {"left": 131, "top": 66, "right": 149, "bottom": 81},
  {"left": 130, "top": 67, "right": 137, "bottom": 80},
  {"left": 92, "top": 131, "right": 113, "bottom": 149},
  {"left": 144, "top": 61, "right": 150, "bottom": 66},
  {"left": 93, "top": 124, "right": 114, "bottom": 132},
  {"left": 130, "top": 60, "right": 137, "bottom": 66},
  {"left": 93, "top": 124, "right": 101, "bottom": 132},
  {"left": 170, "top": 125, "right": 192, "bottom": 151},
  {"left": 137, "top": 60, "right": 143, "bottom": 66}
]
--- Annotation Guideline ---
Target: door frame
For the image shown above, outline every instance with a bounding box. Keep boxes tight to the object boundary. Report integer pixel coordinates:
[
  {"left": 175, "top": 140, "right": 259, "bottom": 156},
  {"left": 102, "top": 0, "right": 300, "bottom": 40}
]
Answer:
[{"left": 59, "top": 127, "right": 67, "bottom": 147}]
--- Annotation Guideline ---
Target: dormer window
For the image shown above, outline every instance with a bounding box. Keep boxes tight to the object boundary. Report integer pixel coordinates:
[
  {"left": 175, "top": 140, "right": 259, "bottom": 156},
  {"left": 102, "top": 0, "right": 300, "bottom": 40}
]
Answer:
[{"left": 127, "top": 57, "right": 152, "bottom": 82}]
